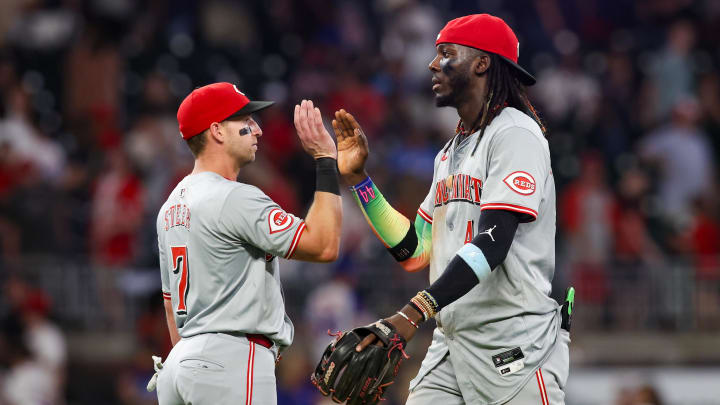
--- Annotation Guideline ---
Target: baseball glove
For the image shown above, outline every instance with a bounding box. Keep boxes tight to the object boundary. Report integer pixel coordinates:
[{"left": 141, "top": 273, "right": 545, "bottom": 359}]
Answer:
[{"left": 311, "top": 319, "right": 409, "bottom": 405}]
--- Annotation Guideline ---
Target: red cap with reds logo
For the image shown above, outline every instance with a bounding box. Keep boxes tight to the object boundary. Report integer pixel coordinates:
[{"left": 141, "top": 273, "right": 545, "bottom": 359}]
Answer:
[
  {"left": 436, "top": 14, "right": 536, "bottom": 86},
  {"left": 177, "top": 82, "right": 275, "bottom": 140}
]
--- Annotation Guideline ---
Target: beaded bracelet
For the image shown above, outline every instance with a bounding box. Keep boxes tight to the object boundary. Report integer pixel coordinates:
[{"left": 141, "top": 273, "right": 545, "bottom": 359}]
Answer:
[
  {"left": 411, "top": 294, "right": 436, "bottom": 320},
  {"left": 410, "top": 297, "right": 430, "bottom": 321}
]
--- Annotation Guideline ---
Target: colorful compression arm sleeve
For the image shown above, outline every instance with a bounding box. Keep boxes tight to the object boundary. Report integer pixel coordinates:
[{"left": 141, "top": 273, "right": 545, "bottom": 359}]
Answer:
[{"left": 351, "top": 177, "right": 431, "bottom": 272}]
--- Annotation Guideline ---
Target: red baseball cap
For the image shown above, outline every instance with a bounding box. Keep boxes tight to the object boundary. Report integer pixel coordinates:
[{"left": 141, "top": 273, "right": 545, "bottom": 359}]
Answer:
[
  {"left": 177, "top": 82, "right": 274, "bottom": 139},
  {"left": 436, "top": 14, "right": 536, "bottom": 86}
]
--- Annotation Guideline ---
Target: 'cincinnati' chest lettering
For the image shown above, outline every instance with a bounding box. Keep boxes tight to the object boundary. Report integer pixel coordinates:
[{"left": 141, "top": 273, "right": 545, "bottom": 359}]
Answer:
[{"left": 434, "top": 173, "right": 483, "bottom": 207}]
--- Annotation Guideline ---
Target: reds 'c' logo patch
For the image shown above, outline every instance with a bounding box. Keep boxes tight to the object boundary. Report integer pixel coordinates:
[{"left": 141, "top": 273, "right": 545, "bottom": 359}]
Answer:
[
  {"left": 268, "top": 208, "right": 294, "bottom": 234},
  {"left": 503, "top": 171, "right": 536, "bottom": 195}
]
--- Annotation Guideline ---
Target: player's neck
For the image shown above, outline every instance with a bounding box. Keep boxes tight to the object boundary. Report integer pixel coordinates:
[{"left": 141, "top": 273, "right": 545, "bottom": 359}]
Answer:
[
  {"left": 456, "top": 84, "right": 488, "bottom": 134},
  {"left": 191, "top": 153, "right": 240, "bottom": 181}
]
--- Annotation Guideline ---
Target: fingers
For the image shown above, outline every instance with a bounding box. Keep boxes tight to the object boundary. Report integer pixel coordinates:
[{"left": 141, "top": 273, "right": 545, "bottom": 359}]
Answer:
[
  {"left": 356, "top": 128, "right": 369, "bottom": 150},
  {"left": 293, "top": 104, "right": 301, "bottom": 133},
  {"left": 334, "top": 110, "right": 346, "bottom": 135},
  {"left": 332, "top": 119, "right": 343, "bottom": 141},
  {"left": 356, "top": 334, "right": 377, "bottom": 352},
  {"left": 295, "top": 100, "right": 312, "bottom": 139},
  {"left": 312, "top": 107, "right": 327, "bottom": 137},
  {"left": 344, "top": 111, "right": 361, "bottom": 131},
  {"left": 339, "top": 109, "right": 354, "bottom": 134},
  {"left": 335, "top": 109, "right": 355, "bottom": 139}
]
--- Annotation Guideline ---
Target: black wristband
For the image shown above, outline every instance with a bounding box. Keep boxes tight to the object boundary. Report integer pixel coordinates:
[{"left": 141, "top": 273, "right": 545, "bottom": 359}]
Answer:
[
  {"left": 388, "top": 222, "right": 419, "bottom": 261},
  {"left": 407, "top": 301, "right": 426, "bottom": 320},
  {"left": 315, "top": 157, "right": 340, "bottom": 195}
]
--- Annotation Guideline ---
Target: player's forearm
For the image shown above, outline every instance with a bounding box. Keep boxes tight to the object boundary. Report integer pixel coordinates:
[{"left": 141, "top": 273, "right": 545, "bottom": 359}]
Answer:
[
  {"left": 163, "top": 299, "right": 181, "bottom": 346},
  {"left": 351, "top": 176, "right": 431, "bottom": 271},
  {"left": 299, "top": 191, "right": 342, "bottom": 261}
]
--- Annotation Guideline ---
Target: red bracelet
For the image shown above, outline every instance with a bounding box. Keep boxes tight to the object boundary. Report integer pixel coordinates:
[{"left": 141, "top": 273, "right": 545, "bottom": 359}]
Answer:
[{"left": 396, "top": 311, "right": 419, "bottom": 329}]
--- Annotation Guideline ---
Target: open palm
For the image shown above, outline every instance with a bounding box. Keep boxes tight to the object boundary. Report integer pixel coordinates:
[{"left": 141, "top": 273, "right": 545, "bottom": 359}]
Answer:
[{"left": 332, "top": 109, "right": 369, "bottom": 185}]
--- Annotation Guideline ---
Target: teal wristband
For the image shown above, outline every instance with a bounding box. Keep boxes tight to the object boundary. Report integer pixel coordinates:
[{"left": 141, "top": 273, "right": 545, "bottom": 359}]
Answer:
[{"left": 456, "top": 243, "right": 491, "bottom": 281}]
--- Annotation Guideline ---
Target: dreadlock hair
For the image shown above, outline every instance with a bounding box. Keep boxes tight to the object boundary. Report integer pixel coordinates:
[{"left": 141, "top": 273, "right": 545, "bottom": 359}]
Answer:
[{"left": 463, "top": 52, "right": 546, "bottom": 155}]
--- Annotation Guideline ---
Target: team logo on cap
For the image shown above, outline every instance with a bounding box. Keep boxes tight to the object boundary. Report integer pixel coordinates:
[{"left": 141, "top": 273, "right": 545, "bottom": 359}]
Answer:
[
  {"left": 268, "top": 208, "right": 294, "bottom": 234},
  {"left": 233, "top": 85, "right": 245, "bottom": 96},
  {"left": 503, "top": 171, "right": 536, "bottom": 195}
]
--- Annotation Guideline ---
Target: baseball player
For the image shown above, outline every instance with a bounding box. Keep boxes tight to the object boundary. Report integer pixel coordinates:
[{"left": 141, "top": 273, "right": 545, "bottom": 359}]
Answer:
[
  {"left": 152, "top": 82, "right": 342, "bottom": 405},
  {"left": 332, "top": 14, "right": 571, "bottom": 404}
]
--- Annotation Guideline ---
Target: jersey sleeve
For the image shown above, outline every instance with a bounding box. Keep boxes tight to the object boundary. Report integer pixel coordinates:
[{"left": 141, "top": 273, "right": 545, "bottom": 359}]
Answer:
[
  {"left": 220, "top": 185, "right": 306, "bottom": 259},
  {"left": 480, "top": 127, "right": 548, "bottom": 222},
  {"left": 418, "top": 181, "right": 435, "bottom": 225},
  {"left": 157, "top": 230, "right": 171, "bottom": 301}
]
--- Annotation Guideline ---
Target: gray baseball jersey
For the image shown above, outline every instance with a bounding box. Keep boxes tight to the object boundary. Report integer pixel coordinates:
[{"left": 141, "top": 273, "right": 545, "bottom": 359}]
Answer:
[
  {"left": 157, "top": 171, "right": 304, "bottom": 351},
  {"left": 410, "top": 107, "right": 564, "bottom": 404}
]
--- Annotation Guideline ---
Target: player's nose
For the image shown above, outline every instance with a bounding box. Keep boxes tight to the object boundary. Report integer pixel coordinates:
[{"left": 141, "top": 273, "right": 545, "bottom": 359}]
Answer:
[
  {"left": 428, "top": 55, "right": 441, "bottom": 72},
  {"left": 250, "top": 118, "right": 263, "bottom": 137}
]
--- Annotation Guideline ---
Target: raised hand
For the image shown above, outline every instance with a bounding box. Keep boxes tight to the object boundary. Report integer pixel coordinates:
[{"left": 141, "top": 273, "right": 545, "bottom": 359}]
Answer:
[
  {"left": 332, "top": 109, "right": 369, "bottom": 185},
  {"left": 294, "top": 100, "right": 337, "bottom": 160}
]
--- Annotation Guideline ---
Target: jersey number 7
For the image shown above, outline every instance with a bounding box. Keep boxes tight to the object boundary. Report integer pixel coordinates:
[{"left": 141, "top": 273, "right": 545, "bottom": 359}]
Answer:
[{"left": 171, "top": 245, "right": 190, "bottom": 315}]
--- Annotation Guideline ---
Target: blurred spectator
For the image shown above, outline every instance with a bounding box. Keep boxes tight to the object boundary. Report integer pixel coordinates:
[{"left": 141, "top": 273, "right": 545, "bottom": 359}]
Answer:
[
  {"left": 533, "top": 51, "right": 601, "bottom": 129},
  {"left": 4, "top": 1, "right": 77, "bottom": 52},
  {"left": 595, "top": 51, "right": 638, "bottom": 161},
  {"left": 697, "top": 72, "right": 720, "bottom": 148},
  {"left": 3, "top": 277, "right": 66, "bottom": 385},
  {"left": 90, "top": 149, "right": 145, "bottom": 267},
  {"left": 64, "top": 23, "right": 122, "bottom": 139},
  {"left": 678, "top": 195, "right": 720, "bottom": 329},
  {"left": 639, "top": 98, "right": 715, "bottom": 230},
  {"left": 20, "top": 289, "right": 66, "bottom": 371},
  {"left": 647, "top": 20, "right": 696, "bottom": 123},
  {"left": 378, "top": 0, "right": 442, "bottom": 90},
  {"left": 0, "top": 313, "right": 60, "bottom": 405},
  {"left": 0, "top": 85, "right": 65, "bottom": 180},
  {"left": 90, "top": 149, "right": 145, "bottom": 327},
  {"left": 609, "top": 167, "right": 663, "bottom": 328},
  {"left": 560, "top": 153, "right": 614, "bottom": 318},
  {"left": 0, "top": 140, "right": 23, "bottom": 264}
]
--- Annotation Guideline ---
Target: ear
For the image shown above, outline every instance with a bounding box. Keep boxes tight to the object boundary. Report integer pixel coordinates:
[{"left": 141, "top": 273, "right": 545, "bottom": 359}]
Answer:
[
  {"left": 207, "top": 122, "right": 225, "bottom": 144},
  {"left": 473, "top": 53, "right": 491, "bottom": 76}
]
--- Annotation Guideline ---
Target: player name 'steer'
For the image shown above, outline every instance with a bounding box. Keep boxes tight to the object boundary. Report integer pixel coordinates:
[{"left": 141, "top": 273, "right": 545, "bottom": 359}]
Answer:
[{"left": 163, "top": 203, "right": 191, "bottom": 231}]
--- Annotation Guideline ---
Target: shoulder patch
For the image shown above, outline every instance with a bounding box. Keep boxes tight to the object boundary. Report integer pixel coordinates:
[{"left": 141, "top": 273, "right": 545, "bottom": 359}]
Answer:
[
  {"left": 268, "top": 208, "right": 294, "bottom": 234},
  {"left": 503, "top": 171, "right": 536, "bottom": 195}
]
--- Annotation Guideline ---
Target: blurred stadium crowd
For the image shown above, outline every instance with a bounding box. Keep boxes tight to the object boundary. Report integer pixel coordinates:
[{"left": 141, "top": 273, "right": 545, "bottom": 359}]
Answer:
[{"left": 1, "top": 0, "right": 719, "bottom": 404}]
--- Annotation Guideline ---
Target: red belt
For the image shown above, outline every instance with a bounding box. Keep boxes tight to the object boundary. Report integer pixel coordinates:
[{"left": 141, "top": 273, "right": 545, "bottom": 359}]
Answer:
[{"left": 247, "top": 333, "right": 272, "bottom": 349}]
